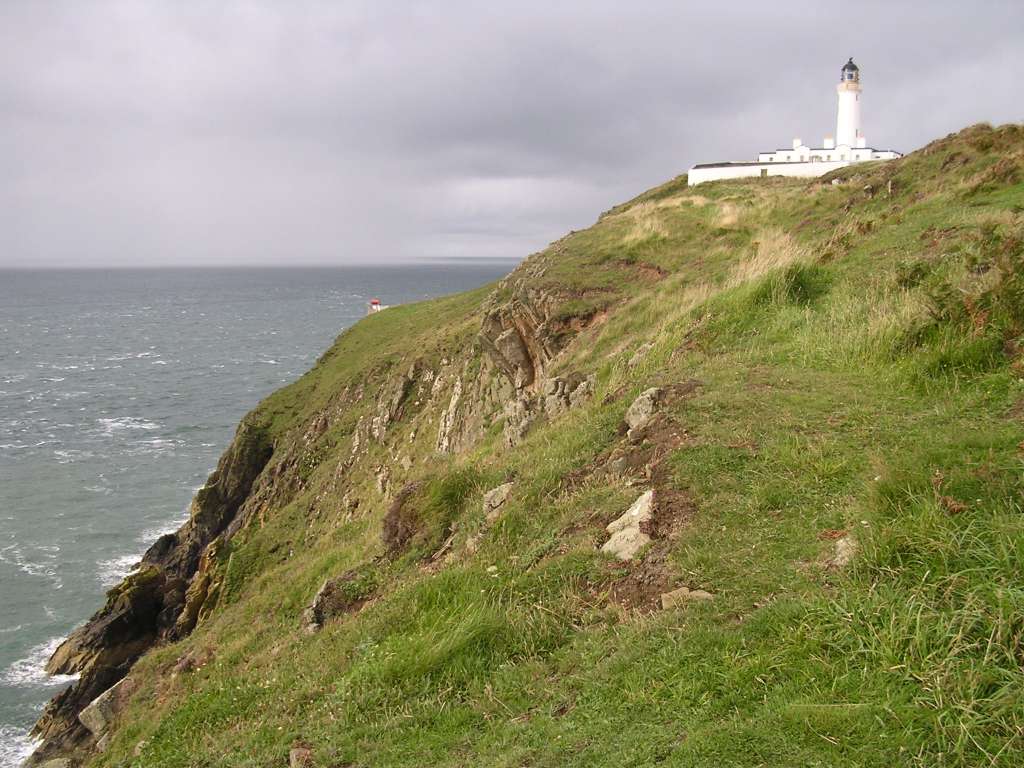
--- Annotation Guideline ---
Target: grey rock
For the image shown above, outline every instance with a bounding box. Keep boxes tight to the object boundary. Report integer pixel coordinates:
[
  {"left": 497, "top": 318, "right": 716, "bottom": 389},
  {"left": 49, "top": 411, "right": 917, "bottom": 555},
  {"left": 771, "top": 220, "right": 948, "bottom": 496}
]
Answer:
[
  {"left": 601, "top": 490, "right": 654, "bottom": 561},
  {"left": 289, "top": 746, "right": 314, "bottom": 767},
  {"left": 303, "top": 570, "right": 374, "bottom": 632},
  {"left": 436, "top": 378, "right": 463, "bottom": 453},
  {"left": 568, "top": 375, "right": 595, "bottom": 409},
  {"left": 503, "top": 396, "right": 536, "bottom": 446},
  {"left": 37, "top": 760, "right": 74, "bottom": 768},
  {"left": 483, "top": 483, "right": 514, "bottom": 523},
  {"left": 660, "top": 586, "right": 714, "bottom": 609},
  {"left": 829, "top": 535, "right": 858, "bottom": 568},
  {"left": 78, "top": 678, "right": 129, "bottom": 737},
  {"left": 625, "top": 387, "right": 663, "bottom": 441}
]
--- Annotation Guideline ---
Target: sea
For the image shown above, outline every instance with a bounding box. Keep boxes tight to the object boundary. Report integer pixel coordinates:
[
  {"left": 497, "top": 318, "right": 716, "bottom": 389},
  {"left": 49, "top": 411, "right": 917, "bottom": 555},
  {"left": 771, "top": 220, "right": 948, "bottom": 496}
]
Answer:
[{"left": 0, "top": 263, "right": 515, "bottom": 766}]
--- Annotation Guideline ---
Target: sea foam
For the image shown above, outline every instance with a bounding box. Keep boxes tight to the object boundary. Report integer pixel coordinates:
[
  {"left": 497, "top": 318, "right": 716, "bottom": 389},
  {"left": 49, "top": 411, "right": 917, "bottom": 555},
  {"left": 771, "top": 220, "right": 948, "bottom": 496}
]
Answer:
[
  {"left": 0, "top": 725, "right": 42, "bottom": 768},
  {"left": 0, "top": 637, "right": 78, "bottom": 688}
]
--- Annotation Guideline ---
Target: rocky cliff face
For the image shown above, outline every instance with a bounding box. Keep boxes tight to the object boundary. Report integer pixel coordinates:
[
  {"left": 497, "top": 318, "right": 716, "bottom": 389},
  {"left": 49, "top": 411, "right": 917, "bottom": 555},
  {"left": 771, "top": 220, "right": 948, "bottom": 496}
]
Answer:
[
  {"left": 27, "top": 257, "right": 601, "bottom": 766},
  {"left": 29, "top": 419, "right": 273, "bottom": 763}
]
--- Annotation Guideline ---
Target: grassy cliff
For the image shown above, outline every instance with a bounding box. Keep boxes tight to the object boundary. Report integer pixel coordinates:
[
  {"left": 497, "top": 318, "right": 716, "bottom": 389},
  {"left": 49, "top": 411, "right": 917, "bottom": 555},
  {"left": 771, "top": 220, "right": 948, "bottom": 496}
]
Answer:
[{"left": 43, "top": 123, "right": 1024, "bottom": 768}]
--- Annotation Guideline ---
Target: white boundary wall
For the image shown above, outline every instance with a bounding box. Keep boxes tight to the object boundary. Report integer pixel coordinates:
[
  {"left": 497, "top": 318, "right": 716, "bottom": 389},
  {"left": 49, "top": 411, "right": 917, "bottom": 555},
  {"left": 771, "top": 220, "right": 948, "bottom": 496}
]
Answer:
[{"left": 688, "top": 160, "right": 850, "bottom": 186}]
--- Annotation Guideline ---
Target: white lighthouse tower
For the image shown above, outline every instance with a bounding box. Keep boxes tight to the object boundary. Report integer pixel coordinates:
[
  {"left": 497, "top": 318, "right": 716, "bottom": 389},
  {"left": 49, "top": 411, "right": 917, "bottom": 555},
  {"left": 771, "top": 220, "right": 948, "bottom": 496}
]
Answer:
[
  {"left": 687, "top": 58, "right": 901, "bottom": 186},
  {"left": 835, "top": 58, "right": 864, "bottom": 149}
]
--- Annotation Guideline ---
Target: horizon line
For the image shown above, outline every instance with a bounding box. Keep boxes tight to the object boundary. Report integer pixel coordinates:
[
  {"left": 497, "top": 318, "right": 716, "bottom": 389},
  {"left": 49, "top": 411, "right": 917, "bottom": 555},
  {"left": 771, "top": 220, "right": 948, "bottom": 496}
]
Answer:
[{"left": 0, "top": 258, "right": 524, "bottom": 272}]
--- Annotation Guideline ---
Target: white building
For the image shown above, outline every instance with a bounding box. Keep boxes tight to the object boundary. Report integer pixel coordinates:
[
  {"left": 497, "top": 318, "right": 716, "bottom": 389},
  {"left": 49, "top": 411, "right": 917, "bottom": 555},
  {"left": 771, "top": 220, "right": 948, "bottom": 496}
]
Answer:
[{"left": 688, "top": 58, "right": 901, "bottom": 186}]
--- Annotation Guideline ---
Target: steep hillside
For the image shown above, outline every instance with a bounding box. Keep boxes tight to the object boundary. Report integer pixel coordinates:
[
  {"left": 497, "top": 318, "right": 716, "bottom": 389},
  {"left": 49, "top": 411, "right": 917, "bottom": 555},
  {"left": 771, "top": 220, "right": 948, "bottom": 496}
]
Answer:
[{"left": 30, "top": 122, "right": 1024, "bottom": 768}]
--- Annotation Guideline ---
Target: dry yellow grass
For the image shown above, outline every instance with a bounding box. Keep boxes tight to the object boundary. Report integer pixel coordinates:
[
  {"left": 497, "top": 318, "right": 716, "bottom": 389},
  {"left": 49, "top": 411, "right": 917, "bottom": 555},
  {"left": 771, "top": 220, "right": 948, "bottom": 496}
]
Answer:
[
  {"left": 715, "top": 201, "right": 740, "bottom": 228},
  {"left": 619, "top": 201, "right": 670, "bottom": 244},
  {"left": 727, "top": 228, "right": 811, "bottom": 286}
]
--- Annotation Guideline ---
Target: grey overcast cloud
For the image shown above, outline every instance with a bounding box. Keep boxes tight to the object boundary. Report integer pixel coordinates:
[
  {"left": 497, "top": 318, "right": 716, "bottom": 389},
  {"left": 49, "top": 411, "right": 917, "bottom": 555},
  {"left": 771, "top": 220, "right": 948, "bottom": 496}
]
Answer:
[{"left": 0, "top": 1, "right": 1020, "bottom": 268}]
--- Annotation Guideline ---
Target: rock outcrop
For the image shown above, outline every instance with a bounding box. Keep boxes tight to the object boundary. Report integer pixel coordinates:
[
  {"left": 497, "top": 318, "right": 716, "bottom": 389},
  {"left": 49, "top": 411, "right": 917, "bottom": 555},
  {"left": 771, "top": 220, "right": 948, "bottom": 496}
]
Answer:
[
  {"left": 660, "top": 586, "right": 714, "bottom": 609},
  {"left": 30, "top": 419, "right": 273, "bottom": 764},
  {"left": 482, "top": 483, "right": 514, "bottom": 523},
  {"left": 479, "top": 293, "right": 559, "bottom": 391},
  {"left": 624, "top": 387, "right": 663, "bottom": 442},
  {"left": 302, "top": 568, "right": 377, "bottom": 633},
  {"left": 78, "top": 677, "right": 135, "bottom": 752},
  {"left": 601, "top": 490, "right": 655, "bottom": 561}
]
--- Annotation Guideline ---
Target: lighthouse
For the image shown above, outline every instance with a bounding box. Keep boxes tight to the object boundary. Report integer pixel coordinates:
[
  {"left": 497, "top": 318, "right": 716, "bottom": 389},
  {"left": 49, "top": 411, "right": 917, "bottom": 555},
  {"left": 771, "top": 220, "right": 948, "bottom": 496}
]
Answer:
[
  {"left": 687, "top": 57, "right": 901, "bottom": 185},
  {"left": 835, "top": 58, "right": 863, "bottom": 149}
]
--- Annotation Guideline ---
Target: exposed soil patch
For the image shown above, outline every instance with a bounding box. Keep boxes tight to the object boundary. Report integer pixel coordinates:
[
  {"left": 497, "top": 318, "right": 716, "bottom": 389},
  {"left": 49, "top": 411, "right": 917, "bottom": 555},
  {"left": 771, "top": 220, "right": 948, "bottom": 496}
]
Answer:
[
  {"left": 602, "top": 386, "right": 702, "bottom": 610},
  {"left": 381, "top": 481, "right": 423, "bottom": 557},
  {"left": 616, "top": 259, "right": 669, "bottom": 282}
]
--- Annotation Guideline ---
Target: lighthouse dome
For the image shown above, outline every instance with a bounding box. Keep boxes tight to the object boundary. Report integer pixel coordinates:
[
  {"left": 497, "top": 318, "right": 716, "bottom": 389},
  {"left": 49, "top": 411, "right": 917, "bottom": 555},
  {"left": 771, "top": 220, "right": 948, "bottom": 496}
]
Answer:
[{"left": 841, "top": 57, "right": 860, "bottom": 82}]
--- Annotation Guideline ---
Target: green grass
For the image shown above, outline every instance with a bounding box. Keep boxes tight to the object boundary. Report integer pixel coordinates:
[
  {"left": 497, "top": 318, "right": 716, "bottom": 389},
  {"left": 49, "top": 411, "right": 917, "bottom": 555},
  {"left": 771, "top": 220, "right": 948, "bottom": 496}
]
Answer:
[{"left": 88, "top": 123, "right": 1024, "bottom": 768}]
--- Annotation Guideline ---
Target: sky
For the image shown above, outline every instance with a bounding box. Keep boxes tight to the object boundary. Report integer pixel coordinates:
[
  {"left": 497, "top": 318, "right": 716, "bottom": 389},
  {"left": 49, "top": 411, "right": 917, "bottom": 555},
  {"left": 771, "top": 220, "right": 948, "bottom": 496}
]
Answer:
[{"left": 0, "top": 1, "right": 1020, "bottom": 268}]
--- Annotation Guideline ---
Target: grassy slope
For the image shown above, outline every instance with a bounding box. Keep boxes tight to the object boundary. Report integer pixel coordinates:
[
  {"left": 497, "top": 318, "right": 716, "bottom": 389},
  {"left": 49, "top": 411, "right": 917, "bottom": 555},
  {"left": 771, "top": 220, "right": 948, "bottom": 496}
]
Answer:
[{"left": 96, "top": 124, "right": 1024, "bottom": 768}]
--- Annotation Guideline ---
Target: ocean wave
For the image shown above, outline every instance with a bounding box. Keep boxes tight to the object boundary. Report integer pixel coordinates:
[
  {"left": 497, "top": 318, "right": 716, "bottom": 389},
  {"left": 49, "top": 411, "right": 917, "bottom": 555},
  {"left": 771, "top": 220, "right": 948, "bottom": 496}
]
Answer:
[
  {"left": 96, "top": 553, "right": 141, "bottom": 588},
  {"left": 0, "top": 725, "right": 41, "bottom": 767},
  {"left": 53, "top": 449, "right": 94, "bottom": 464},
  {"left": 0, "top": 636, "right": 78, "bottom": 688},
  {"left": 96, "top": 417, "right": 160, "bottom": 436},
  {"left": 137, "top": 504, "right": 192, "bottom": 546},
  {"left": 0, "top": 544, "right": 62, "bottom": 590}
]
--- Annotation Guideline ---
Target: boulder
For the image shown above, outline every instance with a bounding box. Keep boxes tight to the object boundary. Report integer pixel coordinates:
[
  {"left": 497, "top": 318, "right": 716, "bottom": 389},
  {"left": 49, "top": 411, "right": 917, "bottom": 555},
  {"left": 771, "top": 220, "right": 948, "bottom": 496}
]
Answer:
[
  {"left": 625, "top": 388, "right": 663, "bottom": 441},
  {"left": 601, "top": 490, "right": 654, "bottom": 561},
  {"left": 503, "top": 396, "right": 537, "bottom": 446},
  {"left": 660, "top": 586, "right": 714, "bottom": 609},
  {"left": 289, "top": 746, "right": 314, "bottom": 767},
  {"left": 542, "top": 374, "right": 595, "bottom": 417},
  {"left": 78, "top": 677, "right": 130, "bottom": 738},
  {"left": 302, "top": 569, "right": 377, "bottom": 632},
  {"left": 829, "top": 535, "right": 858, "bottom": 569},
  {"left": 482, "top": 483, "right": 514, "bottom": 523}
]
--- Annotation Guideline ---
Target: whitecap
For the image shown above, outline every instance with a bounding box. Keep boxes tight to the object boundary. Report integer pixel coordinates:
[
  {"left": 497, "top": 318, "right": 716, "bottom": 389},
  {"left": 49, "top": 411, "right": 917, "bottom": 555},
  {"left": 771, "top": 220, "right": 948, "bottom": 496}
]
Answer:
[
  {"left": 96, "top": 417, "right": 160, "bottom": 436},
  {"left": 96, "top": 554, "right": 141, "bottom": 588},
  {"left": 0, "top": 544, "right": 62, "bottom": 589},
  {"left": 138, "top": 507, "right": 191, "bottom": 545},
  {"left": 0, "top": 636, "right": 78, "bottom": 688},
  {"left": 0, "top": 725, "right": 42, "bottom": 767}
]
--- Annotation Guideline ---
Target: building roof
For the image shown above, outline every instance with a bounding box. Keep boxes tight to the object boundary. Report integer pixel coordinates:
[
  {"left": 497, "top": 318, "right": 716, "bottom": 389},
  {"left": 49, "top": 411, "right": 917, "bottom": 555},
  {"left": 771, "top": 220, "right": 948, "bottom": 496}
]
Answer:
[
  {"left": 693, "top": 151, "right": 902, "bottom": 169},
  {"left": 692, "top": 161, "right": 810, "bottom": 169},
  {"left": 759, "top": 147, "right": 897, "bottom": 154},
  {"left": 842, "top": 57, "right": 859, "bottom": 72}
]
